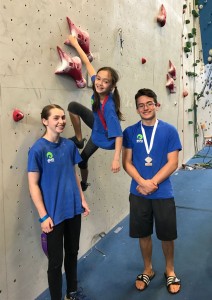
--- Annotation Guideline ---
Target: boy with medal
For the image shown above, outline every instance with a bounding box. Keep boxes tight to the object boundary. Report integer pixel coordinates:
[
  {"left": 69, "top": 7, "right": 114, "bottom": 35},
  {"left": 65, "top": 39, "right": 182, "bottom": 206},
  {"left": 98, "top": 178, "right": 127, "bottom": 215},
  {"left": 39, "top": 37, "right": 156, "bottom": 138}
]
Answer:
[{"left": 122, "top": 89, "right": 182, "bottom": 294}]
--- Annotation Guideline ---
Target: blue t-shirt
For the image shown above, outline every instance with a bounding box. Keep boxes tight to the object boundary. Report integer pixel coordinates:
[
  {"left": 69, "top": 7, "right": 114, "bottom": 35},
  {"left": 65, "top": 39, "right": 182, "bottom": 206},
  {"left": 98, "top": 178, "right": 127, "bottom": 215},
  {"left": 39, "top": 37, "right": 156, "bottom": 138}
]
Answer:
[
  {"left": 90, "top": 75, "right": 123, "bottom": 150},
  {"left": 28, "top": 137, "right": 83, "bottom": 225},
  {"left": 123, "top": 120, "right": 182, "bottom": 199}
]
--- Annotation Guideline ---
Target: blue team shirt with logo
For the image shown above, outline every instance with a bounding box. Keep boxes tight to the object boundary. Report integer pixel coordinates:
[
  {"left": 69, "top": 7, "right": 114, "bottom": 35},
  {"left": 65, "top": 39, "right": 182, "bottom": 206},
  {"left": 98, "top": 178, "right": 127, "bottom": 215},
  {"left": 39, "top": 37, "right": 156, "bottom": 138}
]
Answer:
[
  {"left": 123, "top": 120, "right": 182, "bottom": 199},
  {"left": 28, "top": 137, "right": 83, "bottom": 225},
  {"left": 90, "top": 75, "right": 123, "bottom": 150}
]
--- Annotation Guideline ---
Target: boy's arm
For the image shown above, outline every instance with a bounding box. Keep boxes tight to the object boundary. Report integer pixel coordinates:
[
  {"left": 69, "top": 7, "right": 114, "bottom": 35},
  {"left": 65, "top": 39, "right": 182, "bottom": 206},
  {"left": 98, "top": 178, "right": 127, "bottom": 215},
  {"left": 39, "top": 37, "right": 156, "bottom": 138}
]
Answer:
[
  {"left": 68, "top": 35, "right": 96, "bottom": 77},
  {"left": 122, "top": 147, "right": 158, "bottom": 195}
]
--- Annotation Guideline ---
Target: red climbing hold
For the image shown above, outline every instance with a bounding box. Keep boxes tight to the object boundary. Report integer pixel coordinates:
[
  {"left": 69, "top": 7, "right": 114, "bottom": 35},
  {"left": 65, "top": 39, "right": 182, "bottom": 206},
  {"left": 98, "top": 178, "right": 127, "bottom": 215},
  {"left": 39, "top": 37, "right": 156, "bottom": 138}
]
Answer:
[
  {"left": 13, "top": 109, "right": 24, "bottom": 122},
  {"left": 64, "top": 17, "right": 93, "bottom": 62},
  {"left": 157, "top": 4, "right": 167, "bottom": 27},
  {"left": 168, "top": 60, "right": 176, "bottom": 80},
  {"left": 166, "top": 74, "right": 176, "bottom": 93},
  {"left": 55, "top": 46, "right": 86, "bottom": 88},
  {"left": 141, "top": 57, "right": 147, "bottom": 64}
]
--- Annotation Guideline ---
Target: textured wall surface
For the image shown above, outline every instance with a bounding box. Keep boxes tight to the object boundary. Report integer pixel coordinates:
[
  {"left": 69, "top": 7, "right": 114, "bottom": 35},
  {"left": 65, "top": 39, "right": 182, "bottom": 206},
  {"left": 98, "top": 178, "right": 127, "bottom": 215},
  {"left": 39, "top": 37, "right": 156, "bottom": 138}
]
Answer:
[{"left": 0, "top": 0, "right": 209, "bottom": 299}]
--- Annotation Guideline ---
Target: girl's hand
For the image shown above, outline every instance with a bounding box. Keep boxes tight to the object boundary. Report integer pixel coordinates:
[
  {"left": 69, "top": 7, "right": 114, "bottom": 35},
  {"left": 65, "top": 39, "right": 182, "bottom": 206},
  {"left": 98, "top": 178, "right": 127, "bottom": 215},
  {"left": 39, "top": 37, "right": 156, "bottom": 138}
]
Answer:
[
  {"left": 68, "top": 35, "right": 79, "bottom": 48},
  {"left": 41, "top": 217, "right": 54, "bottom": 233},
  {"left": 82, "top": 199, "right": 90, "bottom": 217},
  {"left": 111, "top": 160, "right": 121, "bottom": 173}
]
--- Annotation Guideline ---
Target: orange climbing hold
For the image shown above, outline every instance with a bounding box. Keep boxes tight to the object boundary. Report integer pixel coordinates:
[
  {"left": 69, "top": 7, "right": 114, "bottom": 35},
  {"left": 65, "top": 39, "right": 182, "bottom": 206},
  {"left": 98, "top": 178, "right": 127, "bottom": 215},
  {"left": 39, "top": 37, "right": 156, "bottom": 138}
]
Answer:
[{"left": 183, "top": 90, "right": 188, "bottom": 97}]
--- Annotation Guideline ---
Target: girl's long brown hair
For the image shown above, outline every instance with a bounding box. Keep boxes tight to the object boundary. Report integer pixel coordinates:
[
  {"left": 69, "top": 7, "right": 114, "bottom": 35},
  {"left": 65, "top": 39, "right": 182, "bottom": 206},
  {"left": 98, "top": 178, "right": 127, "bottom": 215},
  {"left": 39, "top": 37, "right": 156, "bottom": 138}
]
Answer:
[{"left": 92, "top": 67, "right": 124, "bottom": 121}]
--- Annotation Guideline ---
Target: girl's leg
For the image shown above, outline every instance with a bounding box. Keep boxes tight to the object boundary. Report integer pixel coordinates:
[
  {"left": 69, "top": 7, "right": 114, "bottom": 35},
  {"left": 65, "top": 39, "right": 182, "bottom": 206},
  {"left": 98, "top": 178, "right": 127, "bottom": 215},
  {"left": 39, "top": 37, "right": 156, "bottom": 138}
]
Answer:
[
  {"left": 79, "top": 138, "right": 99, "bottom": 190},
  {"left": 67, "top": 102, "right": 94, "bottom": 148},
  {"left": 47, "top": 222, "right": 64, "bottom": 300},
  {"left": 64, "top": 215, "right": 81, "bottom": 296}
]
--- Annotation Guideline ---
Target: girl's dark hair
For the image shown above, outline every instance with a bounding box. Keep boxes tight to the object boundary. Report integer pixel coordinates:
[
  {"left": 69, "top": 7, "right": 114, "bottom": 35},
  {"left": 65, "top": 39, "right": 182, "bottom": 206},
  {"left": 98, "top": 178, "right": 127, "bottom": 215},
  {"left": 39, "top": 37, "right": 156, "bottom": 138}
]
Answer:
[
  {"left": 41, "top": 104, "right": 64, "bottom": 120},
  {"left": 41, "top": 104, "right": 64, "bottom": 135},
  {"left": 135, "top": 88, "right": 158, "bottom": 108},
  {"left": 92, "top": 67, "right": 124, "bottom": 121}
]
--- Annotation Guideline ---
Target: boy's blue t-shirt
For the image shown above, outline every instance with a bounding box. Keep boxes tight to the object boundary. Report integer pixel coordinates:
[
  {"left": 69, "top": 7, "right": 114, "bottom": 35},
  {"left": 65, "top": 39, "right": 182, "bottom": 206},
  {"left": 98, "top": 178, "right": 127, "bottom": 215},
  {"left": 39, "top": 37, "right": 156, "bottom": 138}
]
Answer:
[
  {"left": 123, "top": 120, "right": 182, "bottom": 199},
  {"left": 90, "top": 75, "right": 123, "bottom": 150},
  {"left": 28, "top": 137, "right": 83, "bottom": 225}
]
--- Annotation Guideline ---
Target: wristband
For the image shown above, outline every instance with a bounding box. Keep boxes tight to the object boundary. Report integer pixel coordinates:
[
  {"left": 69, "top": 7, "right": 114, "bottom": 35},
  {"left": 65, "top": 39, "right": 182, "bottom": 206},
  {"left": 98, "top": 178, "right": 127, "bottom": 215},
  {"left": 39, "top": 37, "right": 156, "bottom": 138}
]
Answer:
[{"left": 39, "top": 214, "right": 49, "bottom": 223}]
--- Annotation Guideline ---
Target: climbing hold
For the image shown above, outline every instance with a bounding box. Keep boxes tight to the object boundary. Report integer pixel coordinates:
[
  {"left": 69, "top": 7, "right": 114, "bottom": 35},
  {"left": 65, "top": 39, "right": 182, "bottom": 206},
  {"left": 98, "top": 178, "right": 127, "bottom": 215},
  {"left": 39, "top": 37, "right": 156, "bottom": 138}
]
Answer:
[
  {"left": 141, "top": 57, "right": 146, "bottom": 64},
  {"left": 13, "top": 109, "right": 24, "bottom": 122},
  {"left": 157, "top": 4, "right": 166, "bottom": 27},
  {"left": 183, "top": 90, "right": 188, "bottom": 97},
  {"left": 64, "top": 17, "right": 93, "bottom": 62},
  {"left": 166, "top": 74, "right": 176, "bottom": 93},
  {"left": 55, "top": 46, "right": 86, "bottom": 88},
  {"left": 168, "top": 60, "right": 176, "bottom": 80}
]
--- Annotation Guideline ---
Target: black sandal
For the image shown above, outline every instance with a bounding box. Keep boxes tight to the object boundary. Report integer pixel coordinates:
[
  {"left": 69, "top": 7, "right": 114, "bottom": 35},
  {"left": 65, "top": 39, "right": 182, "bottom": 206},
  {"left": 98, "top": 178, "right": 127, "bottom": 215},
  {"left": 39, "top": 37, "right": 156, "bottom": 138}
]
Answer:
[
  {"left": 164, "top": 273, "right": 181, "bottom": 294},
  {"left": 135, "top": 272, "right": 155, "bottom": 291}
]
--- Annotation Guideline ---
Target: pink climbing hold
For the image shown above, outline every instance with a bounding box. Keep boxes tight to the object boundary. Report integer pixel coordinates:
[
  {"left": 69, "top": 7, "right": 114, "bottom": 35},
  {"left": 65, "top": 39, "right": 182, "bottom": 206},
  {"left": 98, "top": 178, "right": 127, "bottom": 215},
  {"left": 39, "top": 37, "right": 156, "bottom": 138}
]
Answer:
[
  {"left": 166, "top": 74, "right": 176, "bottom": 93},
  {"left": 141, "top": 57, "right": 147, "bottom": 64},
  {"left": 13, "top": 109, "right": 24, "bottom": 122},
  {"left": 183, "top": 90, "right": 188, "bottom": 97},
  {"left": 64, "top": 17, "right": 93, "bottom": 62},
  {"left": 55, "top": 46, "right": 86, "bottom": 88},
  {"left": 157, "top": 4, "right": 166, "bottom": 27},
  {"left": 168, "top": 60, "right": 176, "bottom": 80}
]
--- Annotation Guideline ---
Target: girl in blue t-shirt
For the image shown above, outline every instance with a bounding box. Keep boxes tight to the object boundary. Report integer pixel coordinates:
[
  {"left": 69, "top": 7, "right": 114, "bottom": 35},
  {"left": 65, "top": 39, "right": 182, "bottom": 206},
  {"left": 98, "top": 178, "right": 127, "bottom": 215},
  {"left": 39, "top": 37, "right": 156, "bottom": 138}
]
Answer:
[
  {"left": 28, "top": 104, "right": 90, "bottom": 300},
  {"left": 67, "top": 35, "right": 124, "bottom": 191}
]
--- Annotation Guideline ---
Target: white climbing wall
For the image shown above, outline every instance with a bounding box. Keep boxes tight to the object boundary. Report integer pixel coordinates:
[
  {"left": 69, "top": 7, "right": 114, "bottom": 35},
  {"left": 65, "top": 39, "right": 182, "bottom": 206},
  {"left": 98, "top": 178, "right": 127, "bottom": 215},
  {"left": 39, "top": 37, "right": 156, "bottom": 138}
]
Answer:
[{"left": 0, "top": 0, "right": 209, "bottom": 299}]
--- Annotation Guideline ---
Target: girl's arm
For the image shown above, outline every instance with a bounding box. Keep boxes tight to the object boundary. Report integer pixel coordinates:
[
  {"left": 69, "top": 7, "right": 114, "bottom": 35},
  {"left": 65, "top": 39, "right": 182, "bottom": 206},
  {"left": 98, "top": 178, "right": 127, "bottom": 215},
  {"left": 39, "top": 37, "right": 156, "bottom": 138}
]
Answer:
[
  {"left": 68, "top": 35, "right": 96, "bottom": 78},
  {"left": 75, "top": 169, "right": 90, "bottom": 216},
  {"left": 28, "top": 172, "right": 54, "bottom": 232},
  {"left": 111, "top": 136, "right": 123, "bottom": 173}
]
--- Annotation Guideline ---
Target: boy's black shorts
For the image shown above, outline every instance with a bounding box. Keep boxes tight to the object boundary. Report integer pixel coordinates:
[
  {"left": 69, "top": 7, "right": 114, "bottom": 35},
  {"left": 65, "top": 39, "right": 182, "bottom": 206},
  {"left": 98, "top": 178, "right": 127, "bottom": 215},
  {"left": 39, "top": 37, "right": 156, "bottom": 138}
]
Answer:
[{"left": 129, "top": 193, "right": 177, "bottom": 241}]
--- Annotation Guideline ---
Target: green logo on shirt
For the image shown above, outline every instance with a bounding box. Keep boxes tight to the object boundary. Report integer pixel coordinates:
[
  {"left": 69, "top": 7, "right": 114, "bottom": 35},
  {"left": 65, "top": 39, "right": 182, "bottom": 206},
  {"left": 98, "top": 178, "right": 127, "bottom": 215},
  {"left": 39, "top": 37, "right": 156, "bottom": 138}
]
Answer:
[
  {"left": 46, "top": 152, "right": 54, "bottom": 163},
  {"left": 136, "top": 134, "right": 143, "bottom": 143}
]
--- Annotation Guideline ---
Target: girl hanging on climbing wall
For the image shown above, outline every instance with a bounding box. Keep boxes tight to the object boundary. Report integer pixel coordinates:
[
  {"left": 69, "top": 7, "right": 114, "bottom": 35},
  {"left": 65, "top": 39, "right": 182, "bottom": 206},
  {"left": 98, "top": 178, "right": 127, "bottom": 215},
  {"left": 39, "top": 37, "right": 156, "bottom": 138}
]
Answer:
[{"left": 67, "top": 35, "right": 124, "bottom": 191}]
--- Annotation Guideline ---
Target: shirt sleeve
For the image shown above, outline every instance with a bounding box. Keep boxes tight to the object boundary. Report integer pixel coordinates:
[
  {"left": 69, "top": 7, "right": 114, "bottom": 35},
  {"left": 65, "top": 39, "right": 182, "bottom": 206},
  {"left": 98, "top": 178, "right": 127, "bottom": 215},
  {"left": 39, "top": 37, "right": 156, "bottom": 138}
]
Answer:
[
  {"left": 28, "top": 148, "right": 42, "bottom": 172},
  {"left": 123, "top": 127, "right": 133, "bottom": 148},
  {"left": 167, "top": 126, "right": 182, "bottom": 153},
  {"left": 104, "top": 101, "right": 123, "bottom": 138}
]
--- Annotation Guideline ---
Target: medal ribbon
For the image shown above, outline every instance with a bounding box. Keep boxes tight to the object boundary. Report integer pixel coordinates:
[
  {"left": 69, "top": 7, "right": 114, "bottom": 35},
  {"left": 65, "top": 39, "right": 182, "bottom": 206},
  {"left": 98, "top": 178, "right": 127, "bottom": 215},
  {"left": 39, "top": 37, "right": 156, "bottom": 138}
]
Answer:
[{"left": 141, "top": 119, "right": 158, "bottom": 156}]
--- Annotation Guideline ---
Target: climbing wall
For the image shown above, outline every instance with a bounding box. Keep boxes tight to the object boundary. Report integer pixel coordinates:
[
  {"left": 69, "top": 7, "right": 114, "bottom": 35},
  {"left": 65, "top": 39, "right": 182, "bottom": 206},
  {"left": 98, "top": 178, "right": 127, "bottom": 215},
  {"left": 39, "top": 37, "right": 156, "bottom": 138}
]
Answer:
[{"left": 0, "top": 0, "right": 209, "bottom": 299}]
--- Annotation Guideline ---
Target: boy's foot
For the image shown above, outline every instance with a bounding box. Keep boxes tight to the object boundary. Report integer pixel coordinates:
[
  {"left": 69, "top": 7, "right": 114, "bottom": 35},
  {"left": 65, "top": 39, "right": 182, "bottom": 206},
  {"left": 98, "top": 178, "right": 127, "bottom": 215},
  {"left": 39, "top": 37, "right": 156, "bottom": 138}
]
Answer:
[
  {"left": 81, "top": 181, "right": 91, "bottom": 191},
  {"left": 65, "top": 288, "right": 90, "bottom": 300},
  {"left": 69, "top": 136, "right": 86, "bottom": 149}
]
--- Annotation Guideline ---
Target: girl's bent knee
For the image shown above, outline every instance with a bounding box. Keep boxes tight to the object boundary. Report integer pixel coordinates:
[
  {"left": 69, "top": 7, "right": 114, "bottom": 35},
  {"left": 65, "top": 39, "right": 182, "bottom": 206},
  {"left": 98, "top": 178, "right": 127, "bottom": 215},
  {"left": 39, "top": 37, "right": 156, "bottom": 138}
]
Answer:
[{"left": 67, "top": 101, "right": 78, "bottom": 113}]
